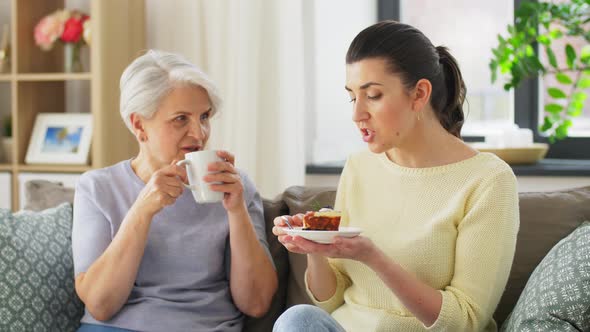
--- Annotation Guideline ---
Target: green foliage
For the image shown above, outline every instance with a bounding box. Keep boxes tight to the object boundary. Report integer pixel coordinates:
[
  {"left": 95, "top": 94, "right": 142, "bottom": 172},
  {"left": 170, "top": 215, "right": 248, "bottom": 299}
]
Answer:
[
  {"left": 310, "top": 200, "right": 323, "bottom": 212},
  {"left": 310, "top": 200, "right": 333, "bottom": 211},
  {"left": 490, "top": 0, "right": 590, "bottom": 141},
  {"left": 2, "top": 114, "right": 10, "bottom": 137}
]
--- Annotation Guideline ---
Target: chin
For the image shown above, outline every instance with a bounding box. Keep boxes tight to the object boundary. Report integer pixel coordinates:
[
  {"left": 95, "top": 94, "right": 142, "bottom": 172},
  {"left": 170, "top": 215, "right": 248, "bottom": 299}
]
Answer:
[{"left": 367, "top": 141, "right": 392, "bottom": 154}]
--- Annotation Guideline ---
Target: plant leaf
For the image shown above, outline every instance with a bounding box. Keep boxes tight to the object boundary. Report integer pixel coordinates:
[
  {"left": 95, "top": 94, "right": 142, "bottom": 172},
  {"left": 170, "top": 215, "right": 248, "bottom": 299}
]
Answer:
[
  {"left": 540, "top": 116, "right": 554, "bottom": 132},
  {"left": 538, "top": 34, "right": 550, "bottom": 45},
  {"left": 567, "top": 101, "right": 584, "bottom": 117},
  {"left": 545, "top": 103, "right": 563, "bottom": 113},
  {"left": 578, "top": 77, "right": 590, "bottom": 89},
  {"left": 572, "top": 91, "right": 587, "bottom": 102},
  {"left": 549, "top": 28, "right": 563, "bottom": 39},
  {"left": 547, "top": 87, "right": 567, "bottom": 99},
  {"left": 555, "top": 120, "right": 571, "bottom": 139},
  {"left": 490, "top": 60, "right": 498, "bottom": 83},
  {"left": 555, "top": 72, "right": 573, "bottom": 84},
  {"left": 581, "top": 45, "right": 590, "bottom": 63},
  {"left": 545, "top": 47, "right": 558, "bottom": 68},
  {"left": 565, "top": 44, "right": 576, "bottom": 69}
]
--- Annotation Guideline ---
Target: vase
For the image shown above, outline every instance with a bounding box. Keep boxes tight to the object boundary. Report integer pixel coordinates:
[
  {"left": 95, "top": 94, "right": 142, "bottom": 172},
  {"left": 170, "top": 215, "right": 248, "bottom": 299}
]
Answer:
[
  {"left": 1, "top": 137, "right": 12, "bottom": 163},
  {"left": 64, "top": 43, "right": 83, "bottom": 73}
]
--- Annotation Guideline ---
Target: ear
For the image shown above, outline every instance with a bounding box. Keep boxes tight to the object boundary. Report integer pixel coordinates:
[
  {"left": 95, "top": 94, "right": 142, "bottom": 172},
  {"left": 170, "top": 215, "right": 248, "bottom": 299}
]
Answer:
[
  {"left": 129, "top": 113, "right": 146, "bottom": 140},
  {"left": 412, "top": 78, "right": 432, "bottom": 112}
]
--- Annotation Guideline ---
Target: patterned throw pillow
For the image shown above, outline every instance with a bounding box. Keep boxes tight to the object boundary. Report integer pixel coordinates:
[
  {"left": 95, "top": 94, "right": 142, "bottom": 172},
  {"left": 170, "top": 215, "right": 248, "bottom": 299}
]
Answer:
[
  {"left": 0, "top": 203, "right": 84, "bottom": 332},
  {"left": 501, "top": 221, "right": 590, "bottom": 332}
]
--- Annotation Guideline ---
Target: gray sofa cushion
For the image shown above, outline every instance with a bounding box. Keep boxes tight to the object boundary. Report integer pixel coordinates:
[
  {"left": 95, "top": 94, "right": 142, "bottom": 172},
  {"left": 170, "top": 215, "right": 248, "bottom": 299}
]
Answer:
[
  {"left": 495, "top": 186, "right": 590, "bottom": 325},
  {"left": 0, "top": 203, "right": 84, "bottom": 332},
  {"left": 243, "top": 196, "right": 290, "bottom": 332},
  {"left": 24, "top": 180, "right": 74, "bottom": 212},
  {"left": 501, "top": 221, "right": 590, "bottom": 331},
  {"left": 282, "top": 186, "right": 337, "bottom": 307}
]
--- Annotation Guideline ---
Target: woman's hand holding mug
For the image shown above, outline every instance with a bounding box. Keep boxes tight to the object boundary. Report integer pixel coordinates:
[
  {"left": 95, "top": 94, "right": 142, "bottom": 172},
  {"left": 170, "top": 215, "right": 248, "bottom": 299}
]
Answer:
[{"left": 135, "top": 160, "right": 187, "bottom": 217}]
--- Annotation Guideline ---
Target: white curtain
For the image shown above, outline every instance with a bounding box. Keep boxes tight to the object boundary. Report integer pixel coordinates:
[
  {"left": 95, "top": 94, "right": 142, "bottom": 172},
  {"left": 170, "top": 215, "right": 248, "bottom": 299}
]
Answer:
[{"left": 146, "top": 0, "right": 306, "bottom": 198}]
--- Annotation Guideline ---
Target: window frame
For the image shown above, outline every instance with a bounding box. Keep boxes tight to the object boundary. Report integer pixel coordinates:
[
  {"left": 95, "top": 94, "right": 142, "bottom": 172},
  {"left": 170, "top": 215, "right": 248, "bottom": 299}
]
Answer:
[{"left": 380, "top": 0, "right": 590, "bottom": 159}]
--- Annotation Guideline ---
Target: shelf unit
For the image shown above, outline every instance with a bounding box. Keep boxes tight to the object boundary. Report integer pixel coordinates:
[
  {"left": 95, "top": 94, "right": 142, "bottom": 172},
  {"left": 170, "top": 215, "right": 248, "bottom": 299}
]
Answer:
[{"left": 0, "top": 0, "right": 145, "bottom": 210}]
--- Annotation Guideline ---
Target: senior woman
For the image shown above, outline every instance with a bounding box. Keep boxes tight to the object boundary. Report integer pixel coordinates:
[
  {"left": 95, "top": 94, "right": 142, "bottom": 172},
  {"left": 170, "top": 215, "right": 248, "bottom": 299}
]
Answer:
[{"left": 72, "top": 50, "right": 277, "bottom": 332}]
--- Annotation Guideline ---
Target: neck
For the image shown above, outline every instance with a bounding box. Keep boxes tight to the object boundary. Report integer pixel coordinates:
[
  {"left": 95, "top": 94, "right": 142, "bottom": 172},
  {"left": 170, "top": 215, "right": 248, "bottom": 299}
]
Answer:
[
  {"left": 131, "top": 148, "right": 162, "bottom": 183},
  {"left": 386, "top": 115, "right": 475, "bottom": 168}
]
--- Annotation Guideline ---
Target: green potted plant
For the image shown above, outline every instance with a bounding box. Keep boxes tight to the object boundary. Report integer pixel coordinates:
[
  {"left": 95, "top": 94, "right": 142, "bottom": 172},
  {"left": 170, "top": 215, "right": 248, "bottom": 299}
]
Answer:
[
  {"left": 1, "top": 114, "right": 12, "bottom": 163},
  {"left": 490, "top": 0, "right": 590, "bottom": 142}
]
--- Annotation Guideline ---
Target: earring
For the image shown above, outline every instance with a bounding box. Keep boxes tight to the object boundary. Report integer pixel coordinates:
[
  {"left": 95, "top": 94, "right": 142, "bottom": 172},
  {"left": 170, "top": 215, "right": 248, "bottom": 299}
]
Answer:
[
  {"left": 139, "top": 135, "right": 147, "bottom": 142},
  {"left": 416, "top": 112, "right": 422, "bottom": 121}
]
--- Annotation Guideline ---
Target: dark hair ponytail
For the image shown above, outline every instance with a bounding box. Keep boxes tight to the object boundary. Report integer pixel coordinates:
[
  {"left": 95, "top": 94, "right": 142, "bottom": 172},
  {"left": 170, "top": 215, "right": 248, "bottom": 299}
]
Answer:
[
  {"left": 346, "top": 21, "right": 466, "bottom": 138},
  {"left": 434, "top": 46, "right": 466, "bottom": 138}
]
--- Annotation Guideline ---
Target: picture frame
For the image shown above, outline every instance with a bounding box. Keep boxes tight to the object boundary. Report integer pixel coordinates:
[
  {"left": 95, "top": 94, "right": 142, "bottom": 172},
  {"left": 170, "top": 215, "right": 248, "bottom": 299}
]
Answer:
[{"left": 25, "top": 113, "right": 93, "bottom": 165}]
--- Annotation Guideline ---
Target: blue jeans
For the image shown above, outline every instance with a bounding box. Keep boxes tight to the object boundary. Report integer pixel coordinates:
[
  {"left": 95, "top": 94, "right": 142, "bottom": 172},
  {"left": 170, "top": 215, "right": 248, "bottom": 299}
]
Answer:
[
  {"left": 273, "top": 304, "right": 346, "bottom": 332},
  {"left": 77, "top": 324, "right": 136, "bottom": 332}
]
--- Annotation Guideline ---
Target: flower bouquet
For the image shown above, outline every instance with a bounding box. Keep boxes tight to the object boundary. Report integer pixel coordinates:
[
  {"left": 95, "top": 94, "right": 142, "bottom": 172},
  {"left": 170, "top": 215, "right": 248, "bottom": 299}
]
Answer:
[{"left": 33, "top": 9, "right": 91, "bottom": 72}]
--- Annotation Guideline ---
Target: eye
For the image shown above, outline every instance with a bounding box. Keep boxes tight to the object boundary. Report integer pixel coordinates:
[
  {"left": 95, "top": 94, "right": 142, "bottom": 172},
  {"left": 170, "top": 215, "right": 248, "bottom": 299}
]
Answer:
[
  {"left": 367, "top": 94, "right": 382, "bottom": 100},
  {"left": 200, "top": 110, "right": 211, "bottom": 121},
  {"left": 349, "top": 98, "right": 356, "bottom": 103},
  {"left": 174, "top": 115, "right": 188, "bottom": 122}
]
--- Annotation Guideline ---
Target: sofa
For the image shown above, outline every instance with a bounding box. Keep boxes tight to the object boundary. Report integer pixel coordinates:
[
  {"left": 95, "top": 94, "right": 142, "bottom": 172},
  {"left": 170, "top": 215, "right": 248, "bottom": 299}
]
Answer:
[{"left": 1, "top": 183, "right": 589, "bottom": 331}]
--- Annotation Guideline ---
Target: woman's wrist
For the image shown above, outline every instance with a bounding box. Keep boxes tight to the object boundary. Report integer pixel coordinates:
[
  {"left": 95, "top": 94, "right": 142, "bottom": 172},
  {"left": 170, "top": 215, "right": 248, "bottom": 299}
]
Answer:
[
  {"left": 363, "top": 244, "right": 386, "bottom": 269},
  {"left": 307, "top": 253, "right": 328, "bottom": 266},
  {"left": 227, "top": 202, "right": 248, "bottom": 218},
  {"left": 128, "top": 203, "right": 155, "bottom": 226}
]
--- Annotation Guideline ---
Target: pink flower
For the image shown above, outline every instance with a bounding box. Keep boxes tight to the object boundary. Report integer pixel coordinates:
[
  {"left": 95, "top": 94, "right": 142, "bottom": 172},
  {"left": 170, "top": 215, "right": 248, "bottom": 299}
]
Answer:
[
  {"left": 33, "top": 9, "right": 90, "bottom": 51},
  {"left": 34, "top": 14, "right": 64, "bottom": 51},
  {"left": 61, "top": 16, "right": 84, "bottom": 43}
]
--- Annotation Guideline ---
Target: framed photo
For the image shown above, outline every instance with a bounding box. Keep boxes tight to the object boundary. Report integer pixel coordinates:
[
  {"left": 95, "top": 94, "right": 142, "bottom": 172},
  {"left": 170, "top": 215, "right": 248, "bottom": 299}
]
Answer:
[{"left": 25, "top": 113, "right": 92, "bottom": 165}]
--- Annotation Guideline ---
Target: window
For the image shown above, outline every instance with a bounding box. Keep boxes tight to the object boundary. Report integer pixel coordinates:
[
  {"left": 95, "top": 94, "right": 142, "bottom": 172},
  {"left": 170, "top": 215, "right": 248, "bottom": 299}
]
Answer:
[
  {"left": 539, "top": 19, "right": 590, "bottom": 137},
  {"left": 400, "top": 0, "right": 515, "bottom": 137},
  {"left": 304, "top": 0, "right": 377, "bottom": 164},
  {"left": 513, "top": 0, "right": 590, "bottom": 159},
  {"left": 306, "top": 0, "right": 590, "bottom": 166},
  {"left": 398, "top": 0, "right": 590, "bottom": 158}
]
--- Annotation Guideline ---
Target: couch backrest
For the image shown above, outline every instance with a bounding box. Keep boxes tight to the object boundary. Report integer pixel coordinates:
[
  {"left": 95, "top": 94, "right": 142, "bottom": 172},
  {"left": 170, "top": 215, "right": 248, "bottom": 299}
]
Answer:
[
  {"left": 267, "top": 185, "right": 590, "bottom": 327},
  {"left": 243, "top": 195, "right": 289, "bottom": 332},
  {"left": 282, "top": 186, "right": 337, "bottom": 307},
  {"left": 495, "top": 185, "right": 590, "bottom": 325}
]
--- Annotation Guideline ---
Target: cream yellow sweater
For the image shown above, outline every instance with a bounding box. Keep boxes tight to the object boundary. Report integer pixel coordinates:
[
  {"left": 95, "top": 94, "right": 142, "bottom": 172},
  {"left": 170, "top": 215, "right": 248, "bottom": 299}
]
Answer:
[{"left": 305, "top": 151, "right": 519, "bottom": 332}]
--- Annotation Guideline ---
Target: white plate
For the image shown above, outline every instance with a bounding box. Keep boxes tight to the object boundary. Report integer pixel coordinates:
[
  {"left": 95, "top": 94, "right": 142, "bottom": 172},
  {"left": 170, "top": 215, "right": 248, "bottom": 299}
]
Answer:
[{"left": 283, "top": 227, "right": 363, "bottom": 244}]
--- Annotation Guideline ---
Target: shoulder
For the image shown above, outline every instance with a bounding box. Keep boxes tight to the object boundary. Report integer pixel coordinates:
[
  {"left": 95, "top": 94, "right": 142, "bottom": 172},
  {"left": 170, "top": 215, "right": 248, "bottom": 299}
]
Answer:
[
  {"left": 76, "top": 160, "right": 130, "bottom": 196},
  {"left": 465, "top": 153, "right": 518, "bottom": 204},
  {"left": 236, "top": 168, "right": 260, "bottom": 200},
  {"left": 470, "top": 152, "right": 516, "bottom": 183}
]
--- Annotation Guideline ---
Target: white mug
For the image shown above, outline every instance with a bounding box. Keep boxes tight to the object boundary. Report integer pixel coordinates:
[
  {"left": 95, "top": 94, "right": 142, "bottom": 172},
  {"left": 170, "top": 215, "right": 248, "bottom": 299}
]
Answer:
[{"left": 176, "top": 150, "right": 224, "bottom": 203}]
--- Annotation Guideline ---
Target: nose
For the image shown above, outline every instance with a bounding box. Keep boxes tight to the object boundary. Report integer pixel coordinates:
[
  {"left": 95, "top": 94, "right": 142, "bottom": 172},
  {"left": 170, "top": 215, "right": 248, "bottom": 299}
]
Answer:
[
  {"left": 187, "top": 121, "right": 206, "bottom": 140},
  {"left": 351, "top": 100, "right": 370, "bottom": 123}
]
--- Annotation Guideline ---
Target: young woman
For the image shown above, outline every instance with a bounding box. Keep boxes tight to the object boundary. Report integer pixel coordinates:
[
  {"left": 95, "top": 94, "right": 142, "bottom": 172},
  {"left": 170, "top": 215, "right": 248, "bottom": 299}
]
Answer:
[
  {"left": 273, "top": 21, "right": 519, "bottom": 332},
  {"left": 72, "top": 50, "right": 277, "bottom": 332}
]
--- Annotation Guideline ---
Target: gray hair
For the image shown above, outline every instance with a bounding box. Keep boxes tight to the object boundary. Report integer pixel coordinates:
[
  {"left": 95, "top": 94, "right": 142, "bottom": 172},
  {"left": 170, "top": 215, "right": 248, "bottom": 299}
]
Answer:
[{"left": 119, "top": 50, "right": 222, "bottom": 133}]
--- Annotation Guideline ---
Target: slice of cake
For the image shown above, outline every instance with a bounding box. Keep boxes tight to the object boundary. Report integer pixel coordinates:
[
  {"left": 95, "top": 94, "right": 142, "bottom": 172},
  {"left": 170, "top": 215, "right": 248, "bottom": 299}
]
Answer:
[{"left": 302, "top": 209, "right": 341, "bottom": 231}]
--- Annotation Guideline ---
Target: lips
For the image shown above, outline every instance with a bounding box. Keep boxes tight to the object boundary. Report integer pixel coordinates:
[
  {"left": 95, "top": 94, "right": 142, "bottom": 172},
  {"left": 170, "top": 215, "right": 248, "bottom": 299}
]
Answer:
[
  {"left": 180, "top": 145, "right": 202, "bottom": 154},
  {"left": 360, "top": 128, "right": 376, "bottom": 143}
]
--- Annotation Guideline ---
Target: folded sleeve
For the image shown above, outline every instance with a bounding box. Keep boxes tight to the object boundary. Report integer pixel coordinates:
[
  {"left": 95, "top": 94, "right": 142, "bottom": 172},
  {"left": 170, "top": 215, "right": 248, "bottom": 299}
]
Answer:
[
  {"left": 304, "top": 260, "right": 352, "bottom": 312},
  {"left": 426, "top": 169, "right": 520, "bottom": 331}
]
